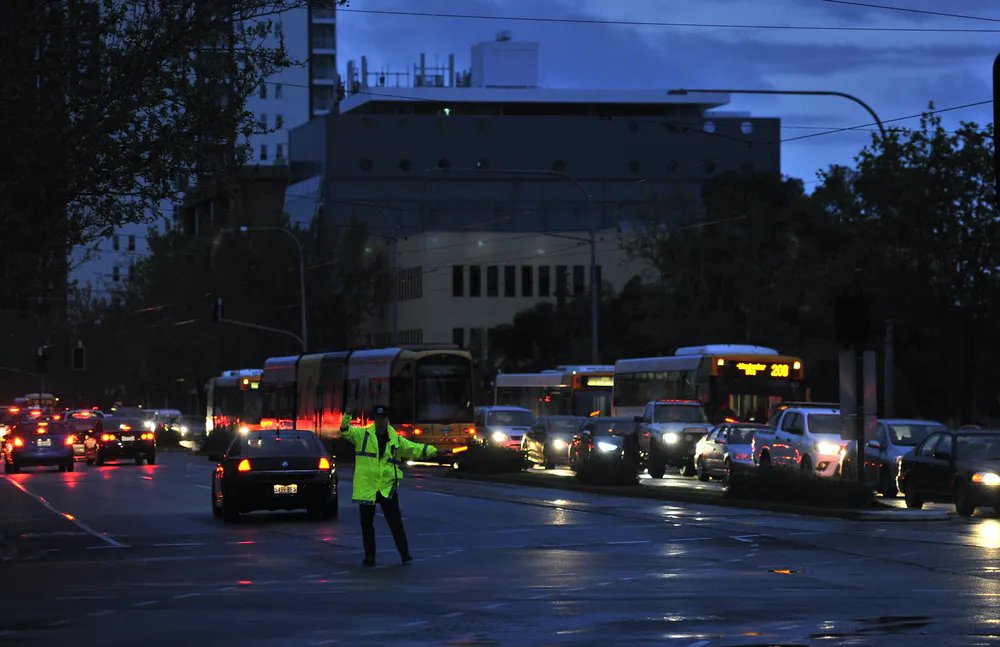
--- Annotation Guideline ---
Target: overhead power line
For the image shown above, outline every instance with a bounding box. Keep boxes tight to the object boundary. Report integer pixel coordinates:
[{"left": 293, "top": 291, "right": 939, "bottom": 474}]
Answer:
[
  {"left": 819, "top": 0, "right": 1000, "bottom": 24},
  {"left": 338, "top": 7, "right": 1000, "bottom": 33}
]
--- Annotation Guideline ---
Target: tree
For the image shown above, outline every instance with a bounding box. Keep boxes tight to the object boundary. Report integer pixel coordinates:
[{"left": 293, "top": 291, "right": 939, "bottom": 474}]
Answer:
[
  {"left": 0, "top": 1, "right": 343, "bottom": 309},
  {"left": 813, "top": 111, "right": 1000, "bottom": 423}
]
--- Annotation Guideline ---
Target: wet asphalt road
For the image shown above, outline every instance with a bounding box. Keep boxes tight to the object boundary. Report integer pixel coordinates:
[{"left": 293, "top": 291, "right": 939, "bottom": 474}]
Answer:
[{"left": 1, "top": 452, "right": 1000, "bottom": 646}]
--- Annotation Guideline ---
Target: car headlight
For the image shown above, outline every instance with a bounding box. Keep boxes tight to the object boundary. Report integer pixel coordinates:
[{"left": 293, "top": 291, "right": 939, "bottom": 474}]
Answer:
[
  {"left": 972, "top": 472, "right": 1000, "bottom": 486},
  {"left": 662, "top": 432, "right": 679, "bottom": 444},
  {"left": 238, "top": 425, "right": 251, "bottom": 435},
  {"left": 179, "top": 426, "right": 189, "bottom": 435},
  {"left": 597, "top": 441, "right": 618, "bottom": 453},
  {"left": 491, "top": 431, "right": 509, "bottom": 444},
  {"left": 816, "top": 441, "right": 842, "bottom": 456},
  {"left": 551, "top": 438, "right": 567, "bottom": 451}
]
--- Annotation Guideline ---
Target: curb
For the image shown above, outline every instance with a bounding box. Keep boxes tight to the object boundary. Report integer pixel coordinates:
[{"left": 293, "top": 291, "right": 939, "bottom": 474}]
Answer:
[{"left": 424, "top": 469, "right": 948, "bottom": 522}]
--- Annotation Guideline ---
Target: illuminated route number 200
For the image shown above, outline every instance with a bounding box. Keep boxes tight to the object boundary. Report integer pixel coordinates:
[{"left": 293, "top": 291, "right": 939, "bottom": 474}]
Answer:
[{"left": 770, "top": 364, "right": 790, "bottom": 378}]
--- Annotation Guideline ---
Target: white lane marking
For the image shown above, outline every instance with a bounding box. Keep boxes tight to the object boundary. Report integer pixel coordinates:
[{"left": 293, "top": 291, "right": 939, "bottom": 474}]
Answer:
[
  {"left": 686, "top": 641, "right": 711, "bottom": 647},
  {"left": 56, "top": 595, "right": 115, "bottom": 601},
  {"left": 131, "top": 600, "right": 158, "bottom": 607},
  {"left": 607, "top": 540, "right": 651, "bottom": 545},
  {"left": 310, "top": 640, "right": 340, "bottom": 646},
  {"left": 3, "top": 476, "right": 128, "bottom": 548},
  {"left": 732, "top": 535, "right": 760, "bottom": 543},
  {"left": 87, "top": 610, "right": 114, "bottom": 617},
  {"left": 443, "top": 612, "right": 465, "bottom": 618},
  {"left": 666, "top": 537, "right": 713, "bottom": 543},
  {"left": 46, "top": 619, "right": 71, "bottom": 627},
  {"left": 174, "top": 593, "right": 202, "bottom": 600},
  {"left": 400, "top": 620, "right": 429, "bottom": 627},
  {"left": 483, "top": 602, "right": 507, "bottom": 609},
  {"left": 153, "top": 542, "right": 205, "bottom": 547},
  {"left": 193, "top": 485, "right": 211, "bottom": 490},
  {"left": 421, "top": 492, "right": 456, "bottom": 497}
]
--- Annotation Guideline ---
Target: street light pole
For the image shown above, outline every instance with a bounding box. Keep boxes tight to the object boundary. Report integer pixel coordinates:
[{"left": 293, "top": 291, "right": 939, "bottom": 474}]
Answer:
[
  {"left": 433, "top": 166, "right": 601, "bottom": 363},
  {"left": 238, "top": 226, "right": 308, "bottom": 352}
]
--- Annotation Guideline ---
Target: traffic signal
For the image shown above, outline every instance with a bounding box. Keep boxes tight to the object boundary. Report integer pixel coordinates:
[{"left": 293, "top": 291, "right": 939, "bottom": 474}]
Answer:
[
  {"left": 71, "top": 344, "right": 86, "bottom": 371},
  {"left": 213, "top": 297, "right": 224, "bottom": 323},
  {"left": 834, "top": 292, "right": 872, "bottom": 347},
  {"left": 35, "top": 347, "right": 47, "bottom": 374}
]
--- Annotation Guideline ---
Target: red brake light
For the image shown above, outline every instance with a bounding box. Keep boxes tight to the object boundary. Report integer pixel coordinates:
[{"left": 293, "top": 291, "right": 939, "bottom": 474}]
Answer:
[
  {"left": 12, "top": 437, "right": 24, "bottom": 447},
  {"left": 318, "top": 457, "right": 332, "bottom": 470},
  {"left": 237, "top": 459, "right": 251, "bottom": 472},
  {"left": 65, "top": 435, "right": 76, "bottom": 446},
  {"left": 8, "top": 407, "right": 19, "bottom": 414},
  {"left": 413, "top": 428, "right": 423, "bottom": 436},
  {"left": 100, "top": 433, "right": 115, "bottom": 441},
  {"left": 466, "top": 426, "right": 476, "bottom": 435}
]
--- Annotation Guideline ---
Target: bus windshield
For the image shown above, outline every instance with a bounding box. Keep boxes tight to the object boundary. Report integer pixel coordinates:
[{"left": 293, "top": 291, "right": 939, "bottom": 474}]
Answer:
[{"left": 416, "top": 357, "right": 473, "bottom": 423}]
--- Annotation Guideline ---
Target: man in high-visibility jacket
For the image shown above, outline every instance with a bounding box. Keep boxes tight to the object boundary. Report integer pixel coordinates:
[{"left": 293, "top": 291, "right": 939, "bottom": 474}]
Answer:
[{"left": 340, "top": 404, "right": 438, "bottom": 566}]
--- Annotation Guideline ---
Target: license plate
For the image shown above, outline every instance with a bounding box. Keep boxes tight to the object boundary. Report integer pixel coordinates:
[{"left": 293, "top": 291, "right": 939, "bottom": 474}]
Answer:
[
  {"left": 273, "top": 484, "right": 297, "bottom": 495},
  {"left": 37, "top": 438, "right": 51, "bottom": 447},
  {"left": 122, "top": 436, "right": 135, "bottom": 442}
]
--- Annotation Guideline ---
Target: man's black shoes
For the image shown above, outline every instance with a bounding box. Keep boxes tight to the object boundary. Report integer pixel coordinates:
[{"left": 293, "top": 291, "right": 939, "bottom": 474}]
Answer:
[
  {"left": 401, "top": 554, "right": 413, "bottom": 564},
  {"left": 362, "top": 558, "right": 376, "bottom": 567}
]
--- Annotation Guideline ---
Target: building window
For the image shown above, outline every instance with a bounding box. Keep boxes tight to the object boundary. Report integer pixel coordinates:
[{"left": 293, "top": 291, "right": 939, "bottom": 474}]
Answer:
[
  {"left": 469, "top": 266, "right": 481, "bottom": 297},
  {"left": 555, "top": 265, "right": 568, "bottom": 299},
  {"left": 260, "top": 113, "right": 267, "bottom": 130},
  {"left": 275, "top": 83, "right": 283, "bottom": 99},
  {"left": 260, "top": 144, "right": 268, "bottom": 160},
  {"left": 470, "top": 328, "right": 484, "bottom": 358},
  {"left": 260, "top": 83, "right": 267, "bottom": 99},
  {"left": 400, "top": 329, "right": 423, "bottom": 344},
  {"left": 504, "top": 265, "right": 516, "bottom": 297},
  {"left": 397, "top": 266, "right": 423, "bottom": 301},
  {"left": 112, "top": 265, "right": 120, "bottom": 282},
  {"left": 573, "top": 265, "right": 585, "bottom": 296},
  {"left": 452, "top": 265, "right": 464, "bottom": 297},
  {"left": 452, "top": 328, "right": 464, "bottom": 348},
  {"left": 276, "top": 114, "right": 284, "bottom": 129},
  {"left": 486, "top": 266, "right": 498, "bottom": 297},
  {"left": 539, "top": 266, "right": 550, "bottom": 297},
  {"left": 276, "top": 144, "right": 285, "bottom": 161},
  {"left": 521, "top": 266, "right": 533, "bottom": 297},
  {"left": 112, "top": 235, "right": 120, "bottom": 251},
  {"left": 128, "top": 235, "right": 136, "bottom": 252}
]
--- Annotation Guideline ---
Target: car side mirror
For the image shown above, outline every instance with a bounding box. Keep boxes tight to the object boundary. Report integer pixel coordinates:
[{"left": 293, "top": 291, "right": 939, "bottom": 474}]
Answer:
[
  {"left": 208, "top": 453, "right": 223, "bottom": 462},
  {"left": 866, "top": 440, "right": 881, "bottom": 450}
]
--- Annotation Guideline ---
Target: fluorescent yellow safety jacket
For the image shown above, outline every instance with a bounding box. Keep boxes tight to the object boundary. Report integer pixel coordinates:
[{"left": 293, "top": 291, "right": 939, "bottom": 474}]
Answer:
[{"left": 339, "top": 414, "right": 438, "bottom": 503}]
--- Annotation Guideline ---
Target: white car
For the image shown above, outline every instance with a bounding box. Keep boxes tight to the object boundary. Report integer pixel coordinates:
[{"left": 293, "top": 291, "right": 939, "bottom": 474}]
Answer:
[
  {"left": 474, "top": 406, "right": 535, "bottom": 450},
  {"left": 753, "top": 404, "right": 849, "bottom": 478}
]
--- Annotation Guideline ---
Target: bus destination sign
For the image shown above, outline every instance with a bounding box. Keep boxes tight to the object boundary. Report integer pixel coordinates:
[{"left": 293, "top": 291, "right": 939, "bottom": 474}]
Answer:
[{"left": 717, "top": 359, "right": 801, "bottom": 379}]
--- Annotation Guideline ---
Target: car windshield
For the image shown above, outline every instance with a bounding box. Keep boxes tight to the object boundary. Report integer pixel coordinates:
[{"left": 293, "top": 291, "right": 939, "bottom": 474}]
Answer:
[
  {"left": 487, "top": 410, "right": 534, "bottom": 427},
  {"left": 653, "top": 405, "right": 707, "bottom": 424},
  {"left": 888, "top": 423, "right": 945, "bottom": 446},
  {"left": 808, "top": 414, "right": 844, "bottom": 436},
  {"left": 241, "top": 432, "right": 321, "bottom": 457},
  {"left": 955, "top": 434, "right": 1000, "bottom": 461},
  {"left": 547, "top": 418, "right": 584, "bottom": 434},
  {"left": 727, "top": 427, "right": 759, "bottom": 444},
  {"left": 588, "top": 420, "right": 635, "bottom": 436}
]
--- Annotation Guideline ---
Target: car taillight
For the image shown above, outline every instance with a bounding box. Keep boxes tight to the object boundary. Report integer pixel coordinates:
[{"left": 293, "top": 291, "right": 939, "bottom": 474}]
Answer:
[
  {"left": 65, "top": 435, "right": 76, "bottom": 446},
  {"left": 101, "top": 433, "right": 115, "bottom": 442},
  {"left": 466, "top": 426, "right": 476, "bottom": 435},
  {"left": 140, "top": 432, "right": 154, "bottom": 440},
  {"left": 413, "top": 428, "right": 423, "bottom": 436},
  {"left": 12, "top": 437, "right": 24, "bottom": 447},
  {"left": 237, "top": 459, "right": 251, "bottom": 472},
  {"left": 319, "top": 457, "right": 332, "bottom": 470}
]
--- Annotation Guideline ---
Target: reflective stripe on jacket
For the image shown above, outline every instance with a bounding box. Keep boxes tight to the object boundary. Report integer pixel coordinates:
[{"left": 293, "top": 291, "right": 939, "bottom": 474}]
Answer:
[{"left": 339, "top": 414, "right": 437, "bottom": 503}]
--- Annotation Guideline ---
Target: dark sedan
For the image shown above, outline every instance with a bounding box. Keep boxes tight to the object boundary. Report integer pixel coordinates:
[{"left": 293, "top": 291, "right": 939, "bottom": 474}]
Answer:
[
  {"left": 84, "top": 416, "right": 156, "bottom": 466},
  {"left": 210, "top": 429, "right": 338, "bottom": 522},
  {"left": 4, "top": 420, "right": 76, "bottom": 473},
  {"left": 569, "top": 417, "right": 640, "bottom": 484},
  {"left": 66, "top": 410, "right": 104, "bottom": 461},
  {"left": 898, "top": 429, "right": 1000, "bottom": 517},
  {"left": 522, "top": 415, "right": 586, "bottom": 469}
]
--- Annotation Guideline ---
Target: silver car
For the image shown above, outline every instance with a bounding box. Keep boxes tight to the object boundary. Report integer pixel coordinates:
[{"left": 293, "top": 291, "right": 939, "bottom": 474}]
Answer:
[
  {"left": 473, "top": 406, "right": 535, "bottom": 450},
  {"left": 865, "top": 418, "right": 946, "bottom": 497},
  {"left": 694, "top": 423, "right": 767, "bottom": 487}
]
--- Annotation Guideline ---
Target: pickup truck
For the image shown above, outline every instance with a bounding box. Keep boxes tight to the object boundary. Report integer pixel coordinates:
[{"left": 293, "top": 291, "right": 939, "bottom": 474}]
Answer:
[
  {"left": 635, "top": 400, "right": 713, "bottom": 478},
  {"left": 752, "top": 403, "right": 850, "bottom": 479}
]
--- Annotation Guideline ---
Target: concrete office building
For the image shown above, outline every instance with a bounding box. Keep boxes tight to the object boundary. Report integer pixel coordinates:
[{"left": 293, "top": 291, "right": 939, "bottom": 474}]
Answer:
[{"left": 288, "top": 33, "right": 780, "bottom": 353}]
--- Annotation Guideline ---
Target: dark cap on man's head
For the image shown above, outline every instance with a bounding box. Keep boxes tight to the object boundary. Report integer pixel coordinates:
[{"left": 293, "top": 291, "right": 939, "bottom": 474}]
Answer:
[{"left": 373, "top": 404, "right": 390, "bottom": 418}]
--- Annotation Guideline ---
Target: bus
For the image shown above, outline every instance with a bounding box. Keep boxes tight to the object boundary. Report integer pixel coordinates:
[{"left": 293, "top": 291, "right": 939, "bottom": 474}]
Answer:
[
  {"left": 494, "top": 365, "right": 614, "bottom": 417},
  {"left": 612, "top": 345, "right": 804, "bottom": 423},
  {"left": 259, "top": 346, "right": 476, "bottom": 459},
  {"left": 205, "top": 369, "right": 263, "bottom": 436}
]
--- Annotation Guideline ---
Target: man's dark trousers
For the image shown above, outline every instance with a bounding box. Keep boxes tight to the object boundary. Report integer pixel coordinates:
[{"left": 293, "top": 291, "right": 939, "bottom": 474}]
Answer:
[{"left": 359, "top": 492, "right": 410, "bottom": 562}]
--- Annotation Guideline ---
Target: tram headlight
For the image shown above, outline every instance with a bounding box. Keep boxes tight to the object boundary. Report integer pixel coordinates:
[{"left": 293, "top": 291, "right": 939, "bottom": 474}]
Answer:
[
  {"left": 491, "top": 431, "right": 509, "bottom": 444},
  {"left": 597, "top": 441, "right": 618, "bottom": 453},
  {"left": 551, "top": 439, "right": 568, "bottom": 451},
  {"left": 662, "top": 432, "right": 680, "bottom": 445}
]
